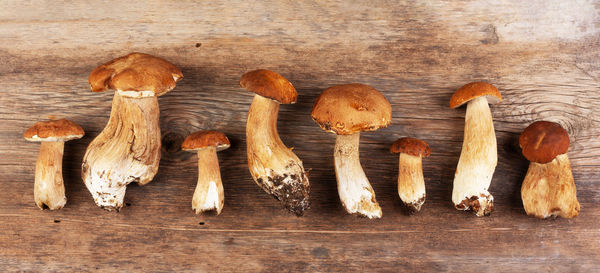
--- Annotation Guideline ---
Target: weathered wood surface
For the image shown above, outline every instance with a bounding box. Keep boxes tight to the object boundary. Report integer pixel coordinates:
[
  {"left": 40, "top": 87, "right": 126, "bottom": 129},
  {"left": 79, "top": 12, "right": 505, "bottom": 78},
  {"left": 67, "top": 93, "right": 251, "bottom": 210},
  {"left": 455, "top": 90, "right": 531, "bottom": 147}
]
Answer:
[{"left": 1, "top": 1, "right": 599, "bottom": 272}]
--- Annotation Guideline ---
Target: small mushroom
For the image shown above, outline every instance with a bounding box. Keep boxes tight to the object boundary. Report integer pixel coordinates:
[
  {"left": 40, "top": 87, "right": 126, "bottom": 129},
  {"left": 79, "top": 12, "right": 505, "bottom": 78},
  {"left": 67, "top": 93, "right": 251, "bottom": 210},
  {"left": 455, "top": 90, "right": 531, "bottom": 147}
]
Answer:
[
  {"left": 312, "top": 83, "right": 392, "bottom": 219},
  {"left": 519, "top": 121, "right": 580, "bottom": 219},
  {"left": 449, "top": 82, "right": 502, "bottom": 216},
  {"left": 390, "top": 137, "right": 430, "bottom": 213},
  {"left": 24, "top": 119, "right": 84, "bottom": 210},
  {"left": 181, "top": 131, "right": 230, "bottom": 215}
]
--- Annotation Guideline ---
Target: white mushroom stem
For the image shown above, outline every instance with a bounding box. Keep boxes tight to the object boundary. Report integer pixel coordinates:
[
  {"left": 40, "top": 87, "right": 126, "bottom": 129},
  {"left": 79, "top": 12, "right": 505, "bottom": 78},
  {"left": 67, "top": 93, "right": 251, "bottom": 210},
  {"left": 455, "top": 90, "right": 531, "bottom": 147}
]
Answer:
[
  {"left": 397, "top": 153, "right": 425, "bottom": 212},
  {"left": 192, "top": 147, "right": 225, "bottom": 214},
  {"left": 334, "top": 133, "right": 381, "bottom": 219},
  {"left": 34, "top": 141, "right": 67, "bottom": 210},
  {"left": 452, "top": 96, "right": 497, "bottom": 216},
  {"left": 521, "top": 154, "right": 580, "bottom": 218}
]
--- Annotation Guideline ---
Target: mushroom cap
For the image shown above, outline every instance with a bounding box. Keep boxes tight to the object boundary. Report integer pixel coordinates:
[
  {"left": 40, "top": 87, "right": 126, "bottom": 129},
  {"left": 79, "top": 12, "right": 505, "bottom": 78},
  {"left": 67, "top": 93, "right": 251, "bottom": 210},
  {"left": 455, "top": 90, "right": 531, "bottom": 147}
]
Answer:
[
  {"left": 449, "top": 82, "right": 502, "bottom": 108},
  {"left": 519, "top": 121, "right": 570, "bottom": 164},
  {"left": 239, "top": 69, "right": 297, "bottom": 104},
  {"left": 311, "top": 83, "right": 392, "bottom": 135},
  {"left": 24, "top": 119, "right": 85, "bottom": 142},
  {"left": 182, "top": 130, "right": 231, "bottom": 152},
  {"left": 89, "top": 52, "right": 183, "bottom": 96},
  {"left": 390, "top": 137, "right": 431, "bottom": 157}
]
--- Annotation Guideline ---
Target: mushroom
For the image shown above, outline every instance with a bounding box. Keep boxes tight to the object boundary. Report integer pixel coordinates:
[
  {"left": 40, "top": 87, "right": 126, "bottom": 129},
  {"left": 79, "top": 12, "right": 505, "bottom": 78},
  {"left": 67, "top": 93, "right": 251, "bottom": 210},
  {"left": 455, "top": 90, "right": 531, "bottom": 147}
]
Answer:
[
  {"left": 390, "top": 137, "right": 430, "bottom": 213},
  {"left": 181, "top": 130, "right": 230, "bottom": 215},
  {"left": 519, "top": 121, "right": 580, "bottom": 219},
  {"left": 311, "top": 83, "right": 392, "bottom": 219},
  {"left": 449, "top": 82, "right": 502, "bottom": 216},
  {"left": 240, "top": 69, "right": 310, "bottom": 216},
  {"left": 24, "top": 119, "right": 84, "bottom": 210},
  {"left": 82, "top": 52, "right": 183, "bottom": 210}
]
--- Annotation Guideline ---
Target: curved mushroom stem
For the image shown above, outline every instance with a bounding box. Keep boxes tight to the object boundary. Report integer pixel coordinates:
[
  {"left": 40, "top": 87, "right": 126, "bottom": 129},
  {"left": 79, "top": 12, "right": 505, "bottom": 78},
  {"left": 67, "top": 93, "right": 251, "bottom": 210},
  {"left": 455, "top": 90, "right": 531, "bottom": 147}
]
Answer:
[
  {"left": 82, "top": 92, "right": 161, "bottom": 210},
  {"left": 192, "top": 147, "right": 225, "bottom": 214},
  {"left": 452, "top": 96, "right": 496, "bottom": 216},
  {"left": 334, "top": 133, "right": 381, "bottom": 219},
  {"left": 397, "top": 153, "right": 425, "bottom": 213},
  {"left": 521, "top": 154, "right": 579, "bottom": 218},
  {"left": 246, "top": 95, "right": 310, "bottom": 216},
  {"left": 34, "top": 141, "right": 67, "bottom": 210}
]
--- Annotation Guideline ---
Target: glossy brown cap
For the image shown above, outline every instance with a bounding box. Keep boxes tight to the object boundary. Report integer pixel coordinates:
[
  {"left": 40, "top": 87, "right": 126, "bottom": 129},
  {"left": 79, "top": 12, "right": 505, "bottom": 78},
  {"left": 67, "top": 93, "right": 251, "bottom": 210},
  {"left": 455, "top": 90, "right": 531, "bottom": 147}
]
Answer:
[
  {"left": 24, "top": 119, "right": 84, "bottom": 142},
  {"left": 449, "top": 82, "right": 502, "bottom": 108},
  {"left": 182, "top": 130, "right": 230, "bottom": 152},
  {"left": 311, "top": 83, "right": 392, "bottom": 135},
  {"left": 390, "top": 137, "right": 431, "bottom": 157},
  {"left": 89, "top": 52, "right": 183, "bottom": 96},
  {"left": 239, "top": 69, "right": 297, "bottom": 104},
  {"left": 519, "top": 121, "right": 570, "bottom": 163}
]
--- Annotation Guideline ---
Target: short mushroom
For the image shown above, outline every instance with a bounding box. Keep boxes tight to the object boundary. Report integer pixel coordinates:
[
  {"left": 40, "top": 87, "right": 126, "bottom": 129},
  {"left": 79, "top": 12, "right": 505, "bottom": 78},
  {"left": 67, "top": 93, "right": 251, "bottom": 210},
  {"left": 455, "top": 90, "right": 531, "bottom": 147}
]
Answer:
[
  {"left": 82, "top": 52, "right": 183, "bottom": 210},
  {"left": 24, "top": 119, "right": 84, "bottom": 210},
  {"left": 519, "top": 121, "right": 580, "bottom": 219},
  {"left": 449, "top": 82, "right": 502, "bottom": 216},
  {"left": 312, "top": 83, "right": 392, "bottom": 219},
  {"left": 390, "top": 137, "right": 430, "bottom": 213},
  {"left": 182, "top": 130, "right": 230, "bottom": 215}
]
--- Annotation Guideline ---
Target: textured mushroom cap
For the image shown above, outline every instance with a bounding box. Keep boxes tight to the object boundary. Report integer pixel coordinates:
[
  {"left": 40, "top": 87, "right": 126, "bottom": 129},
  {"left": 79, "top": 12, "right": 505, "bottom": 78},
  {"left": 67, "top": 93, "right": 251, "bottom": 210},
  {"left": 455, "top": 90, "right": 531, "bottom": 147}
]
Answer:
[
  {"left": 182, "top": 130, "right": 230, "bottom": 152},
  {"left": 24, "top": 119, "right": 84, "bottom": 142},
  {"left": 239, "top": 69, "right": 297, "bottom": 104},
  {"left": 390, "top": 137, "right": 431, "bottom": 157},
  {"left": 311, "top": 83, "right": 392, "bottom": 135},
  {"left": 449, "top": 82, "right": 502, "bottom": 108},
  {"left": 519, "top": 121, "right": 570, "bottom": 163},
  {"left": 89, "top": 52, "right": 183, "bottom": 96}
]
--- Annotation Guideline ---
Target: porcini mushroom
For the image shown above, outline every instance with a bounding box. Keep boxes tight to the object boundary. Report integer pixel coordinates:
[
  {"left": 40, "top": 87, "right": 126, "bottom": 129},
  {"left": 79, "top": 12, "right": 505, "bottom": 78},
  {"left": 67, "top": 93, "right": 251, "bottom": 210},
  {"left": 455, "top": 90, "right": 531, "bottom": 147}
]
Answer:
[
  {"left": 240, "top": 69, "right": 310, "bottom": 215},
  {"left": 449, "top": 82, "right": 502, "bottom": 216},
  {"left": 82, "top": 52, "right": 183, "bottom": 210},
  {"left": 24, "top": 119, "right": 84, "bottom": 210},
  {"left": 311, "top": 83, "right": 392, "bottom": 219},
  {"left": 182, "top": 130, "right": 230, "bottom": 215},
  {"left": 390, "top": 137, "right": 430, "bottom": 213},
  {"left": 519, "top": 121, "right": 580, "bottom": 219}
]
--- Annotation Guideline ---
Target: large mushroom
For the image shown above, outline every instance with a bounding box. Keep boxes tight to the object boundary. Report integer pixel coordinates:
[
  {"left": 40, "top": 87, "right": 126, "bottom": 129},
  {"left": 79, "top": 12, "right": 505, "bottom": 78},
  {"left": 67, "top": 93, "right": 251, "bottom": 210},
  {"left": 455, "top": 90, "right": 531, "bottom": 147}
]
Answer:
[
  {"left": 390, "top": 137, "right": 430, "bottom": 213},
  {"left": 449, "top": 82, "right": 502, "bottom": 216},
  {"left": 519, "top": 121, "right": 580, "bottom": 219},
  {"left": 82, "top": 52, "right": 183, "bottom": 210},
  {"left": 240, "top": 69, "right": 310, "bottom": 216},
  {"left": 24, "top": 119, "right": 84, "bottom": 210},
  {"left": 311, "top": 83, "right": 392, "bottom": 219}
]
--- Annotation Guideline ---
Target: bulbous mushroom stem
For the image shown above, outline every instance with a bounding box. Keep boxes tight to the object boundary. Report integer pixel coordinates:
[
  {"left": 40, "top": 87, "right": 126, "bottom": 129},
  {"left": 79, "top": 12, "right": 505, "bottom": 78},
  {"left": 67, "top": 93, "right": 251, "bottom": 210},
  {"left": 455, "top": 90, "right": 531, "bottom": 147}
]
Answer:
[
  {"left": 192, "top": 147, "right": 225, "bottom": 214},
  {"left": 34, "top": 141, "right": 67, "bottom": 210},
  {"left": 334, "top": 133, "right": 381, "bottom": 219},
  {"left": 397, "top": 153, "right": 426, "bottom": 213},
  {"left": 452, "top": 96, "right": 497, "bottom": 216}
]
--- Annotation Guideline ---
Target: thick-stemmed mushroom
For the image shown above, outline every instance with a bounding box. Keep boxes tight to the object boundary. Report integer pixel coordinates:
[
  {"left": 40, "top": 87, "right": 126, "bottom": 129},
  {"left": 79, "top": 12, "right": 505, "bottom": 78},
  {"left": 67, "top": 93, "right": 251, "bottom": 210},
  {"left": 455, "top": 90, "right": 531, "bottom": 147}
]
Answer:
[
  {"left": 82, "top": 53, "right": 183, "bottom": 210},
  {"left": 24, "top": 119, "right": 84, "bottom": 210},
  {"left": 390, "top": 137, "right": 430, "bottom": 213},
  {"left": 240, "top": 69, "right": 310, "bottom": 216},
  {"left": 519, "top": 121, "right": 580, "bottom": 219},
  {"left": 181, "top": 130, "right": 230, "bottom": 215},
  {"left": 311, "top": 83, "right": 392, "bottom": 219},
  {"left": 449, "top": 82, "right": 502, "bottom": 216}
]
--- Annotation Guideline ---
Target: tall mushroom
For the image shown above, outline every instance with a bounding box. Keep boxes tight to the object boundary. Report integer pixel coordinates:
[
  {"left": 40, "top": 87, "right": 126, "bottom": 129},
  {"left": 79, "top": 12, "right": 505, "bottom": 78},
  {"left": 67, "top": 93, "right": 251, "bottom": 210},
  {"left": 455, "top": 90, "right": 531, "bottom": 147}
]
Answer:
[
  {"left": 240, "top": 69, "right": 310, "bottom": 216},
  {"left": 519, "top": 121, "right": 580, "bottom": 219},
  {"left": 390, "top": 137, "right": 430, "bottom": 213},
  {"left": 24, "top": 119, "right": 84, "bottom": 210},
  {"left": 82, "top": 52, "right": 183, "bottom": 210},
  {"left": 449, "top": 82, "right": 502, "bottom": 216},
  {"left": 311, "top": 83, "right": 392, "bottom": 219}
]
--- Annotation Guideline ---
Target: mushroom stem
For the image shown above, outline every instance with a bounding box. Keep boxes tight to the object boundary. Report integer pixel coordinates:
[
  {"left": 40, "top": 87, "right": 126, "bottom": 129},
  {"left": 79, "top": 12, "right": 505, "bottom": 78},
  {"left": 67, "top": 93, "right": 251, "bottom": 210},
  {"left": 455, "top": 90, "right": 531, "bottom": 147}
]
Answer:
[
  {"left": 521, "top": 154, "right": 579, "bottom": 218},
  {"left": 193, "top": 147, "right": 225, "bottom": 214},
  {"left": 246, "top": 94, "right": 310, "bottom": 215},
  {"left": 334, "top": 133, "right": 381, "bottom": 218},
  {"left": 452, "top": 96, "right": 496, "bottom": 216},
  {"left": 397, "top": 153, "right": 425, "bottom": 213},
  {"left": 34, "top": 141, "right": 67, "bottom": 210}
]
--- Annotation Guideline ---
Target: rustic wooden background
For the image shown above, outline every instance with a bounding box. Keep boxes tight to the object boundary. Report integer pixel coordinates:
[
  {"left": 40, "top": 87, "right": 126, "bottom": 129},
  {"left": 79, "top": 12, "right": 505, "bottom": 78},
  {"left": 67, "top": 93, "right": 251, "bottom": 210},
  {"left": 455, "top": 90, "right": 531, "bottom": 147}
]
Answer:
[{"left": 1, "top": 1, "right": 599, "bottom": 272}]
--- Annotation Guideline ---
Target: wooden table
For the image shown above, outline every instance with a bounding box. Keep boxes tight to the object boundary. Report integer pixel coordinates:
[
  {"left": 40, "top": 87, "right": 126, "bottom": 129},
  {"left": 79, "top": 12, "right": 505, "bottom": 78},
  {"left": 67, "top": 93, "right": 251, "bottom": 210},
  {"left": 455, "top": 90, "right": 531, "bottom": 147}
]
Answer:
[{"left": 1, "top": 1, "right": 599, "bottom": 271}]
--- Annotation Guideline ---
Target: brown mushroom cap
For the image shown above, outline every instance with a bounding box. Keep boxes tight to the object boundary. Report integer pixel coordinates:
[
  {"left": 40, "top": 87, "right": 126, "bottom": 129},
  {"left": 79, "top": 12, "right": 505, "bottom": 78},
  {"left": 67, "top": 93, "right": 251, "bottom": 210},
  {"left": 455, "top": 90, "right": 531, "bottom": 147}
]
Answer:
[
  {"left": 182, "top": 130, "right": 231, "bottom": 152},
  {"left": 390, "top": 137, "right": 431, "bottom": 157},
  {"left": 449, "top": 82, "right": 502, "bottom": 108},
  {"left": 311, "top": 83, "right": 392, "bottom": 135},
  {"left": 239, "top": 69, "right": 297, "bottom": 104},
  {"left": 519, "top": 121, "right": 570, "bottom": 164},
  {"left": 89, "top": 52, "right": 183, "bottom": 96},
  {"left": 24, "top": 119, "right": 85, "bottom": 142}
]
